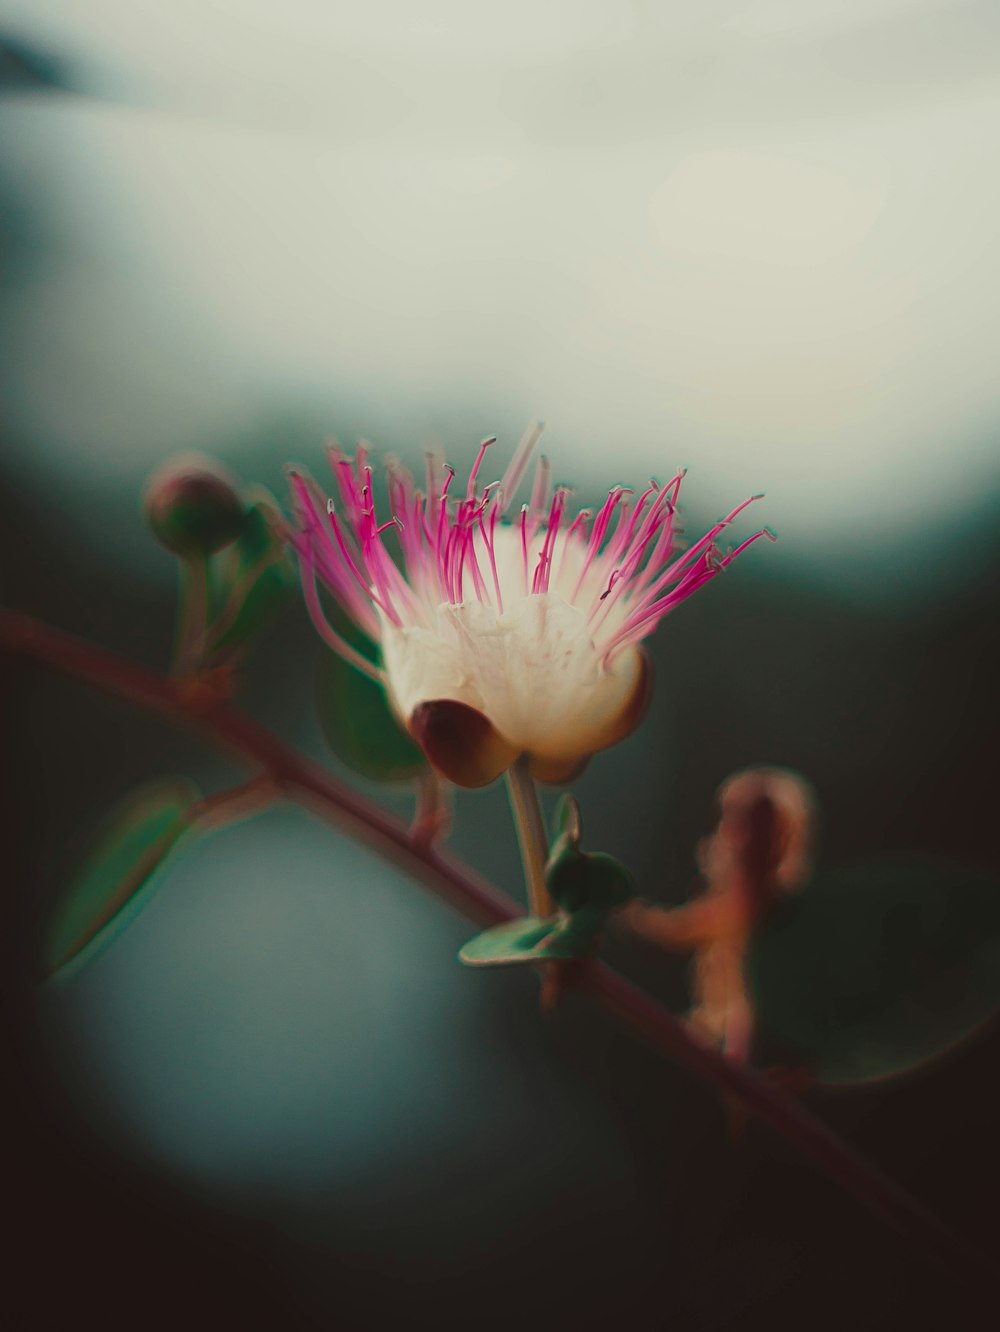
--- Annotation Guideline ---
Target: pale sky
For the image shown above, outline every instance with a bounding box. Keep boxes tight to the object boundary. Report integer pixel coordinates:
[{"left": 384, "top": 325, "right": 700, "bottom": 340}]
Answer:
[{"left": 3, "top": 0, "right": 999, "bottom": 575}]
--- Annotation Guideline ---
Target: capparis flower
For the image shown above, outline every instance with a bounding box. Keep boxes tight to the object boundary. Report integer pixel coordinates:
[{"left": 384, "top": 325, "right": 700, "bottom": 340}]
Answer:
[{"left": 290, "top": 428, "right": 772, "bottom": 786}]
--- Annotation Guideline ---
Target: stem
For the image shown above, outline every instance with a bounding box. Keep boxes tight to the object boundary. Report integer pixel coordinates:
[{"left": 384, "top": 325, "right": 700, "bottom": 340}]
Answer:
[
  {"left": 505, "top": 755, "right": 553, "bottom": 916},
  {"left": 202, "top": 548, "right": 284, "bottom": 657},
  {"left": 172, "top": 552, "right": 211, "bottom": 675},
  {"left": 411, "top": 768, "right": 452, "bottom": 849},
  {"left": 1, "top": 607, "right": 992, "bottom": 1285},
  {"left": 190, "top": 775, "right": 282, "bottom": 832}
]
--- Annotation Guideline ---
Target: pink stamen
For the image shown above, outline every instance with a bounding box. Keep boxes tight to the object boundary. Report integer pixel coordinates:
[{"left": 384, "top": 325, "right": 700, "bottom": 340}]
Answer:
[
  {"left": 532, "top": 488, "right": 568, "bottom": 594},
  {"left": 298, "top": 550, "right": 385, "bottom": 683},
  {"left": 322, "top": 500, "right": 397, "bottom": 625},
  {"left": 571, "top": 486, "right": 627, "bottom": 601},
  {"left": 498, "top": 421, "right": 544, "bottom": 513},
  {"left": 479, "top": 506, "right": 504, "bottom": 614},
  {"left": 529, "top": 455, "right": 552, "bottom": 518},
  {"left": 627, "top": 494, "right": 764, "bottom": 620},
  {"left": 458, "top": 522, "right": 489, "bottom": 604},
  {"left": 467, "top": 437, "right": 496, "bottom": 500},
  {"left": 295, "top": 435, "right": 769, "bottom": 690},
  {"left": 520, "top": 505, "right": 530, "bottom": 594}
]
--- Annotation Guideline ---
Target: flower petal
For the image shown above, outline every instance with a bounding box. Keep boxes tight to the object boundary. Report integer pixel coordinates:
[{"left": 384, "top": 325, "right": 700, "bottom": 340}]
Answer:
[
  {"left": 381, "top": 594, "right": 649, "bottom": 776},
  {"left": 409, "top": 699, "right": 519, "bottom": 788}
]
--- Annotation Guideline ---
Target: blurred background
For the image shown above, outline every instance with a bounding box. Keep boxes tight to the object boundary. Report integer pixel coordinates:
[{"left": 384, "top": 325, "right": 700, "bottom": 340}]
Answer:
[{"left": 3, "top": 3, "right": 1000, "bottom": 1328}]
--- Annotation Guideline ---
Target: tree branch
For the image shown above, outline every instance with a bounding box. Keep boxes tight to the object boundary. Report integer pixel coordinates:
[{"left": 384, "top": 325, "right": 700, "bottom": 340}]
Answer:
[{"left": 1, "top": 607, "right": 990, "bottom": 1284}]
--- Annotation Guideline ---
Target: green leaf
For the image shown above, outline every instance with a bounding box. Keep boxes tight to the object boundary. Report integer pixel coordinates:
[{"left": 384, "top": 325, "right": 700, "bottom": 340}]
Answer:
[
  {"left": 46, "top": 779, "right": 200, "bottom": 978},
  {"left": 238, "top": 494, "right": 280, "bottom": 565},
  {"left": 547, "top": 848, "right": 633, "bottom": 916},
  {"left": 317, "top": 647, "right": 427, "bottom": 784},
  {"left": 461, "top": 797, "right": 634, "bottom": 968},
  {"left": 748, "top": 858, "right": 1000, "bottom": 1084},
  {"left": 207, "top": 497, "right": 293, "bottom": 657},
  {"left": 459, "top": 915, "right": 601, "bottom": 967},
  {"left": 547, "top": 794, "right": 633, "bottom": 914}
]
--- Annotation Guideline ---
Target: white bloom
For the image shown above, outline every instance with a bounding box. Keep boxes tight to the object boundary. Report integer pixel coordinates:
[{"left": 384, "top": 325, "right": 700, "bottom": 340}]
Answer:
[{"left": 291, "top": 427, "right": 770, "bottom": 786}]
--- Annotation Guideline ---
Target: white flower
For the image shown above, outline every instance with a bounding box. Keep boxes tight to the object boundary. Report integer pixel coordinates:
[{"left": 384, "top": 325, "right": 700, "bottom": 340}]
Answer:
[{"left": 290, "top": 427, "right": 771, "bottom": 786}]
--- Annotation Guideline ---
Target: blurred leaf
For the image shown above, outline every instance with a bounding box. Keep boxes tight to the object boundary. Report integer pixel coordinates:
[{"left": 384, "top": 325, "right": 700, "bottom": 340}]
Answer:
[
  {"left": 46, "top": 779, "right": 200, "bottom": 977},
  {"left": 748, "top": 858, "right": 1000, "bottom": 1084},
  {"left": 317, "top": 648, "right": 427, "bottom": 784},
  {"left": 207, "top": 497, "right": 293, "bottom": 657},
  {"left": 459, "top": 915, "right": 600, "bottom": 967},
  {"left": 461, "top": 820, "right": 634, "bottom": 966}
]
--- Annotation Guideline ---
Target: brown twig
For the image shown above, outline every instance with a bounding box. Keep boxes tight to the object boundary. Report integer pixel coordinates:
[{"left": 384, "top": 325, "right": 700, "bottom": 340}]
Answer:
[{"left": 0, "top": 606, "right": 991, "bottom": 1284}]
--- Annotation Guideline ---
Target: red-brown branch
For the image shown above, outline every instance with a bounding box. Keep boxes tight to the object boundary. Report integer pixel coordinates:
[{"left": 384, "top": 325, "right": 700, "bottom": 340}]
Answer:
[{"left": 0, "top": 607, "right": 989, "bottom": 1284}]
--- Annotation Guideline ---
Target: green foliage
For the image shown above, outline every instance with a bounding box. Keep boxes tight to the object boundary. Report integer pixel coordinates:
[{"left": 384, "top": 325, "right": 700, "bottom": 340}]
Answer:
[
  {"left": 748, "top": 858, "right": 1000, "bottom": 1084},
  {"left": 547, "top": 850, "right": 633, "bottom": 917},
  {"left": 459, "top": 794, "right": 634, "bottom": 966},
  {"left": 207, "top": 495, "right": 294, "bottom": 658},
  {"left": 546, "top": 794, "right": 633, "bottom": 919},
  {"left": 46, "top": 779, "right": 200, "bottom": 978},
  {"left": 459, "top": 915, "right": 605, "bottom": 966}
]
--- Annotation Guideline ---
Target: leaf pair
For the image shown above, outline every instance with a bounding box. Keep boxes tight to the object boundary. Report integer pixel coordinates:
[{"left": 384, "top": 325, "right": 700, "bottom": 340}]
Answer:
[
  {"left": 459, "top": 796, "right": 633, "bottom": 967},
  {"left": 203, "top": 494, "right": 294, "bottom": 662}
]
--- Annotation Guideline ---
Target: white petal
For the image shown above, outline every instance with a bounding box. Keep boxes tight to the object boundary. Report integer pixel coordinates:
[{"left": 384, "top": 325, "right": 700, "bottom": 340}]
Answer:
[
  {"left": 378, "top": 614, "right": 483, "bottom": 725},
  {"left": 381, "top": 592, "right": 643, "bottom": 765}
]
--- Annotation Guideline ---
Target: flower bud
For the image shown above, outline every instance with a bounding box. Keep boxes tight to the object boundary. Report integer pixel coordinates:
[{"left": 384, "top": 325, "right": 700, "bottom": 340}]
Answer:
[
  {"left": 145, "top": 454, "right": 245, "bottom": 556},
  {"left": 700, "top": 767, "right": 817, "bottom": 912}
]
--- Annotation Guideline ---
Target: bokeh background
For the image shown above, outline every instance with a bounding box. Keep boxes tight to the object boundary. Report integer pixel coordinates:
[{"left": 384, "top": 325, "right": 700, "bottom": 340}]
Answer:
[{"left": 4, "top": 4, "right": 1000, "bottom": 1329}]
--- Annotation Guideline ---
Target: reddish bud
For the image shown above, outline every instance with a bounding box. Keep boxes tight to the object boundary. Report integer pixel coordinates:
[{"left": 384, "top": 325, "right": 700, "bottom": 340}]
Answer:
[{"left": 145, "top": 453, "right": 245, "bottom": 557}]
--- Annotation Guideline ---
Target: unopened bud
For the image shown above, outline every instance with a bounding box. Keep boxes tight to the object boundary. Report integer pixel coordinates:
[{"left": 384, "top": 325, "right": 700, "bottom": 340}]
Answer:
[
  {"left": 145, "top": 453, "right": 245, "bottom": 556},
  {"left": 700, "top": 767, "right": 818, "bottom": 913}
]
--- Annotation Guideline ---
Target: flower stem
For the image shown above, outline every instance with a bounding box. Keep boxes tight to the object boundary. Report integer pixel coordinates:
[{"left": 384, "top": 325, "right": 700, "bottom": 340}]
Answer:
[
  {"left": 1, "top": 607, "right": 993, "bottom": 1287},
  {"left": 411, "top": 768, "right": 452, "bottom": 849},
  {"left": 190, "top": 774, "right": 282, "bottom": 832},
  {"left": 172, "top": 551, "right": 211, "bottom": 675},
  {"left": 505, "top": 755, "right": 553, "bottom": 917}
]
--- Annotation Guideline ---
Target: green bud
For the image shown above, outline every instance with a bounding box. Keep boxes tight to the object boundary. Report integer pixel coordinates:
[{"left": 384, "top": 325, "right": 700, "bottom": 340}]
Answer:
[{"left": 145, "top": 453, "right": 245, "bottom": 556}]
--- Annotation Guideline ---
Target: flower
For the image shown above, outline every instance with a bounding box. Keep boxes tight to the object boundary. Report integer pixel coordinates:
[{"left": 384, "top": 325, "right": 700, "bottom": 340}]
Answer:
[{"left": 289, "top": 426, "right": 773, "bottom": 787}]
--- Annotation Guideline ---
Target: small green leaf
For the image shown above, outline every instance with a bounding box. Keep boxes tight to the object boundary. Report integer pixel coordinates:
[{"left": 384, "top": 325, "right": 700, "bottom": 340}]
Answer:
[
  {"left": 547, "top": 795, "right": 632, "bottom": 913},
  {"left": 547, "top": 848, "right": 633, "bottom": 916},
  {"left": 459, "top": 915, "right": 601, "bottom": 967},
  {"left": 748, "top": 858, "right": 1000, "bottom": 1084},
  {"left": 317, "top": 648, "right": 427, "bottom": 784},
  {"left": 462, "top": 799, "right": 634, "bottom": 968},
  {"left": 238, "top": 494, "right": 281, "bottom": 565},
  {"left": 46, "top": 779, "right": 200, "bottom": 977}
]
